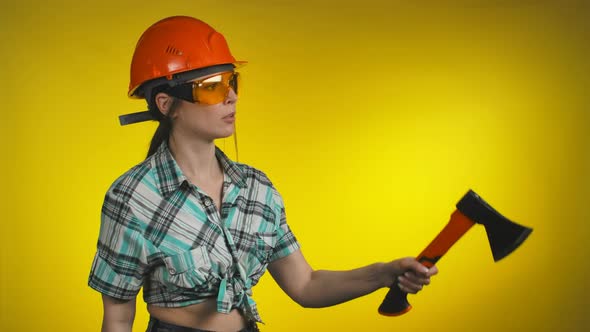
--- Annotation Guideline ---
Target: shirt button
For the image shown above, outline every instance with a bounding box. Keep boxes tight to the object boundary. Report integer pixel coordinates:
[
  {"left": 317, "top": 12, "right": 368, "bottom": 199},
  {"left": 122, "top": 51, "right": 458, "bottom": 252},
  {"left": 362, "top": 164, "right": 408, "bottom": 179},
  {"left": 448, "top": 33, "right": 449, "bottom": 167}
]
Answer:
[
  {"left": 204, "top": 199, "right": 212, "bottom": 207},
  {"left": 169, "top": 268, "right": 176, "bottom": 274}
]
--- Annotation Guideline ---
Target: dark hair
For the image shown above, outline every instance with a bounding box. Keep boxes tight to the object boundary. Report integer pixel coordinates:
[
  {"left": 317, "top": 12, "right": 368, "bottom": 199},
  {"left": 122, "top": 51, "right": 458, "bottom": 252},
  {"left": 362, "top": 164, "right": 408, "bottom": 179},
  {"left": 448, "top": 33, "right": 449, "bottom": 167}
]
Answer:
[{"left": 146, "top": 86, "right": 181, "bottom": 158}]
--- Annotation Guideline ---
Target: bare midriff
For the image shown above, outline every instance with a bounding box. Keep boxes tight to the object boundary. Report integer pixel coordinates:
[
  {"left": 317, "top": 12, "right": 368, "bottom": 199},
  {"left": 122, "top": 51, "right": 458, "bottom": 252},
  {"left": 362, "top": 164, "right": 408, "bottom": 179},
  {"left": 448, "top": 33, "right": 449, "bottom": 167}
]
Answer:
[{"left": 147, "top": 298, "right": 247, "bottom": 332}]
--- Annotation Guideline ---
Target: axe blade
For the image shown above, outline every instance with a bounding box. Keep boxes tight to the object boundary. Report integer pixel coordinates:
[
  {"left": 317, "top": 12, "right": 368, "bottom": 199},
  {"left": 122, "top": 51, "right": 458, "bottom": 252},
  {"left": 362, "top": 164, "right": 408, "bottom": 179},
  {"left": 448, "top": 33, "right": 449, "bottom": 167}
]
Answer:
[{"left": 456, "top": 190, "right": 533, "bottom": 261}]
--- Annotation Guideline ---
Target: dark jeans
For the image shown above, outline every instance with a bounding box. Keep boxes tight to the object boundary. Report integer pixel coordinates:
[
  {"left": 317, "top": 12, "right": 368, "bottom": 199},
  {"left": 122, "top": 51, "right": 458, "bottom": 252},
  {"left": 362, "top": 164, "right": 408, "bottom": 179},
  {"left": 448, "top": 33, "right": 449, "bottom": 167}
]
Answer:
[{"left": 146, "top": 316, "right": 259, "bottom": 332}]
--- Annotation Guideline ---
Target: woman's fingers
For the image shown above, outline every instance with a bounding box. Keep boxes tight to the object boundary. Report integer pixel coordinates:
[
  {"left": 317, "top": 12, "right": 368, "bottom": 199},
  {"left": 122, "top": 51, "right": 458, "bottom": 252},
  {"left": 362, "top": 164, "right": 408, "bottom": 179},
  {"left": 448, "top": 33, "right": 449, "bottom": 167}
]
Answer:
[
  {"left": 397, "top": 274, "right": 426, "bottom": 293},
  {"left": 398, "top": 264, "right": 438, "bottom": 293},
  {"left": 404, "top": 271, "right": 431, "bottom": 285},
  {"left": 387, "top": 258, "right": 439, "bottom": 293}
]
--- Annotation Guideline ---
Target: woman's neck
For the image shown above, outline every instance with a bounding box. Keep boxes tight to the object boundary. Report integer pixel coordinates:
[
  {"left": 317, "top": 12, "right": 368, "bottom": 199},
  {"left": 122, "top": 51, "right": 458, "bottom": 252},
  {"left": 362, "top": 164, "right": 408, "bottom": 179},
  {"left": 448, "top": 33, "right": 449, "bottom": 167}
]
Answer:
[{"left": 167, "top": 133, "right": 221, "bottom": 183}]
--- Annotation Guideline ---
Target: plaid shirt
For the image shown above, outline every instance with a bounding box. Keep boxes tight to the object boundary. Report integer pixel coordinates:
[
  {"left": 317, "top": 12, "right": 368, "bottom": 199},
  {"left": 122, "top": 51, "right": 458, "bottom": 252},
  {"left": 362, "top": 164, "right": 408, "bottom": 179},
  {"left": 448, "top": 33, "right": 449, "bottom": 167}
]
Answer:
[{"left": 88, "top": 141, "right": 300, "bottom": 323}]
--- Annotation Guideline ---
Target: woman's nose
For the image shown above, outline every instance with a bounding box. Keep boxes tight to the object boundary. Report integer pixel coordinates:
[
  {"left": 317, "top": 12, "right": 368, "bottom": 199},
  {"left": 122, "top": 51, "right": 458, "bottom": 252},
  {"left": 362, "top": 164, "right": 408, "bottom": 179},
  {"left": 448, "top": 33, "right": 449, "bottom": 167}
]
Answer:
[{"left": 224, "top": 88, "right": 237, "bottom": 104}]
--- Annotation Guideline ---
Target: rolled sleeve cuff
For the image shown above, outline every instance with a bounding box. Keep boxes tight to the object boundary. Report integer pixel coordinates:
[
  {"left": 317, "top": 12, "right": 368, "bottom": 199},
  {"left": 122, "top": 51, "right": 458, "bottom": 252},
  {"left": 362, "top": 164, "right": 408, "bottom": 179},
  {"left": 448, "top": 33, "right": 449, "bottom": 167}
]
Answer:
[
  {"left": 88, "top": 253, "right": 142, "bottom": 300},
  {"left": 269, "top": 233, "right": 301, "bottom": 262}
]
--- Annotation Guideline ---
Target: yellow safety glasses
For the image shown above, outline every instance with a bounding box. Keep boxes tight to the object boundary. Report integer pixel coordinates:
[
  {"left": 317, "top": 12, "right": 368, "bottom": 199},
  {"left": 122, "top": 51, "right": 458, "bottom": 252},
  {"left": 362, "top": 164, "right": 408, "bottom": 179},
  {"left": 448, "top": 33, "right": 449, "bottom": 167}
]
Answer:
[{"left": 167, "top": 71, "right": 240, "bottom": 105}]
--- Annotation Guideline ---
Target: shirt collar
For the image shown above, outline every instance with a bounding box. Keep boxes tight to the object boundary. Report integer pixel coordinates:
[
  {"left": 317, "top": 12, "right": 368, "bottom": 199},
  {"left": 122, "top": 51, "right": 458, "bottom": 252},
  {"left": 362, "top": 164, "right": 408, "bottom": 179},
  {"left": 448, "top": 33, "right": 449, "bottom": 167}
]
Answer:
[{"left": 152, "top": 141, "right": 247, "bottom": 197}]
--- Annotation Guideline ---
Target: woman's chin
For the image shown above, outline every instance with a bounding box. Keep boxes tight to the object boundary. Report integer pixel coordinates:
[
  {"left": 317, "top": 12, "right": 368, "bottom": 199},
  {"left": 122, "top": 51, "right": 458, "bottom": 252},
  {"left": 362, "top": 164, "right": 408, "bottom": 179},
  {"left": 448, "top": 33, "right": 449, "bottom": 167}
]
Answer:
[{"left": 215, "top": 130, "right": 235, "bottom": 140}]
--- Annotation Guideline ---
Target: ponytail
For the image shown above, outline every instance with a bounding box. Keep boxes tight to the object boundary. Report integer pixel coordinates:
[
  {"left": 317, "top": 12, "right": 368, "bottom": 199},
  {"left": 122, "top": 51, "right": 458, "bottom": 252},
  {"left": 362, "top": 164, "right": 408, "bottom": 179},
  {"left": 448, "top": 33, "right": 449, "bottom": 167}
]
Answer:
[
  {"left": 147, "top": 120, "right": 172, "bottom": 158},
  {"left": 145, "top": 87, "right": 181, "bottom": 158}
]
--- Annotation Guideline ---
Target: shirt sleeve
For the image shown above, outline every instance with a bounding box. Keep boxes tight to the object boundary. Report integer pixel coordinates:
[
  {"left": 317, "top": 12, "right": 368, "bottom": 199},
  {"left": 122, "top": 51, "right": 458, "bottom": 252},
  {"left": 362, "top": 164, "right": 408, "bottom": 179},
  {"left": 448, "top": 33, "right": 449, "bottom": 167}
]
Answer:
[
  {"left": 269, "top": 189, "right": 301, "bottom": 262},
  {"left": 88, "top": 185, "right": 149, "bottom": 300}
]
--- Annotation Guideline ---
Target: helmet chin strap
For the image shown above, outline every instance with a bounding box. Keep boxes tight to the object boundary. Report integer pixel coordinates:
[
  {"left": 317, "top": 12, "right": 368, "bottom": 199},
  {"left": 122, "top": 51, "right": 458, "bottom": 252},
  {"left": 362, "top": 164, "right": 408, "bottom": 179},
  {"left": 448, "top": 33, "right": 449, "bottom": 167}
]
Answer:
[{"left": 119, "top": 64, "right": 235, "bottom": 126}]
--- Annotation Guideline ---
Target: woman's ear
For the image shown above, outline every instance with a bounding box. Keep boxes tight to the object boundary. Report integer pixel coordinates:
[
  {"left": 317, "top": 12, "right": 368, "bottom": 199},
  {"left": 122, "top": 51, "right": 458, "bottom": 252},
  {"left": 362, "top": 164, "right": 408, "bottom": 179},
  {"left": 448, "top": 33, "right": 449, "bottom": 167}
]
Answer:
[{"left": 155, "top": 92, "right": 175, "bottom": 117}]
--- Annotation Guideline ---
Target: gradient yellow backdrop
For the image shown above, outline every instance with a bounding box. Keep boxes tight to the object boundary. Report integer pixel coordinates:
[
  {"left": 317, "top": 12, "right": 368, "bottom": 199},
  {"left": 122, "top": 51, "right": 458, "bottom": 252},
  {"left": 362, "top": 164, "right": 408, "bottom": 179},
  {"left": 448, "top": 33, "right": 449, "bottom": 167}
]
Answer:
[{"left": 1, "top": 0, "right": 588, "bottom": 331}]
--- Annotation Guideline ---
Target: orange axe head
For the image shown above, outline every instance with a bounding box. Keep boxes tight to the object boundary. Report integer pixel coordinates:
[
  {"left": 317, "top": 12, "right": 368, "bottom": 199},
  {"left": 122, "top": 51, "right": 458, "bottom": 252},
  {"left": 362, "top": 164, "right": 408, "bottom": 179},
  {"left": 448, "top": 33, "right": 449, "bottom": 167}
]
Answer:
[{"left": 378, "top": 189, "right": 533, "bottom": 316}]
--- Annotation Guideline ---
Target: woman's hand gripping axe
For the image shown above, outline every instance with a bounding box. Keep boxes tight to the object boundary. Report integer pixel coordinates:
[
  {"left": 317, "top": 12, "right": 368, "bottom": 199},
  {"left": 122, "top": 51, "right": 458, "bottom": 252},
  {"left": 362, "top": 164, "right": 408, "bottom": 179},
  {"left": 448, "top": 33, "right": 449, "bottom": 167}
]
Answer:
[{"left": 378, "top": 189, "right": 533, "bottom": 316}]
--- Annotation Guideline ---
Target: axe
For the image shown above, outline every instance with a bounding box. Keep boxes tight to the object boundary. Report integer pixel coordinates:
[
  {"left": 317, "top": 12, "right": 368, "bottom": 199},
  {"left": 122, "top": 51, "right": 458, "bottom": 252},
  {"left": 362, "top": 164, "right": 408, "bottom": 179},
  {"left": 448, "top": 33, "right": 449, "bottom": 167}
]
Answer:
[{"left": 378, "top": 189, "right": 533, "bottom": 316}]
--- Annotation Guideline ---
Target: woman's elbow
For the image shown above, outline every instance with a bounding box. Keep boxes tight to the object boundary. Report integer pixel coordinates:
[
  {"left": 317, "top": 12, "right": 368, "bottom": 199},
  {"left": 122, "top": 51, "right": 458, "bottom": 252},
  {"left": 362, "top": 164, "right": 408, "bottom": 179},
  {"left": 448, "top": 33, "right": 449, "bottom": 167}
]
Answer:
[
  {"left": 292, "top": 293, "right": 325, "bottom": 309},
  {"left": 101, "top": 294, "right": 136, "bottom": 329}
]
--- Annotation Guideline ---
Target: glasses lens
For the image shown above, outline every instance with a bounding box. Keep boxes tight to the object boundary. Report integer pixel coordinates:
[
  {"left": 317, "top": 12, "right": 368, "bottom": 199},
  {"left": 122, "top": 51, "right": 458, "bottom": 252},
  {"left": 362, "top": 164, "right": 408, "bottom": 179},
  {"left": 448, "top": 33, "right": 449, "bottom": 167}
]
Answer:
[
  {"left": 229, "top": 72, "right": 239, "bottom": 95},
  {"left": 192, "top": 72, "right": 239, "bottom": 105}
]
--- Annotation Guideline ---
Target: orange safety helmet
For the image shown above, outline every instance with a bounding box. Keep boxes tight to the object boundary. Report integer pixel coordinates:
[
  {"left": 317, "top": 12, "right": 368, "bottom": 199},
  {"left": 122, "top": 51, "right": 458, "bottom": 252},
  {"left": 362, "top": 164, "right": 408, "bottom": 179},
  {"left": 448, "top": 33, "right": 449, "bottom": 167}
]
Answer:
[
  {"left": 120, "top": 16, "right": 246, "bottom": 125},
  {"left": 128, "top": 15, "right": 246, "bottom": 98}
]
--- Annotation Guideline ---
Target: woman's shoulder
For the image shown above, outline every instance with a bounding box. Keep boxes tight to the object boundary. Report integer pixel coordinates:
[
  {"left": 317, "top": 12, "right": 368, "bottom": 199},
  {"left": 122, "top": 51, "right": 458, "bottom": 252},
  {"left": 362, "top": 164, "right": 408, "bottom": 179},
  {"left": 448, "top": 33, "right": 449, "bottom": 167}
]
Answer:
[
  {"left": 233, "top": 161, "right": 275, "bottom": 187},
  {"left": 104, "top": 157, "right": 157, "bottom": 203},
  {"left": 216, "top": 146, "right": 278, "bottom": 189},
  {"left": 231, "top": 161, "right": 286, "bottom": 207}
]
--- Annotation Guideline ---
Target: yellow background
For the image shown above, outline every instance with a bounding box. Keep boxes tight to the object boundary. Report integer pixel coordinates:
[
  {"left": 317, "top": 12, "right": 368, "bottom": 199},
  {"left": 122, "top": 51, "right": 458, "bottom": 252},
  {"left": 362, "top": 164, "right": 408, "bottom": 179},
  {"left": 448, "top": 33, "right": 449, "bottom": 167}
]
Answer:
[{"left": 1, "top": 0, "right": 589, "bottom": 331}]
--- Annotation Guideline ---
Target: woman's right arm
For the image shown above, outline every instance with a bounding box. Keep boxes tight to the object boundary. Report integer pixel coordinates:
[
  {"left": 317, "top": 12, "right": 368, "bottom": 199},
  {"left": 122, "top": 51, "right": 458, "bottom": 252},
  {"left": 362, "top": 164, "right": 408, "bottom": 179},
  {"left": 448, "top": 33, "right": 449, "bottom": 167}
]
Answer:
[{"left": 101, "top": 294, "right": 136, "bottom": 332}]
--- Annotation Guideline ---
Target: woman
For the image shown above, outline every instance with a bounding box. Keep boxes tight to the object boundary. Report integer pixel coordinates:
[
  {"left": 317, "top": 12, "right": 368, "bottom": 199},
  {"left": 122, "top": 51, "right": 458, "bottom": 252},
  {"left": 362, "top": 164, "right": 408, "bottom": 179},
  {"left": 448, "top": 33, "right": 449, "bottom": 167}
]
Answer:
[{"left": 88, "top": 16, "right": 438, "bottom": 332}]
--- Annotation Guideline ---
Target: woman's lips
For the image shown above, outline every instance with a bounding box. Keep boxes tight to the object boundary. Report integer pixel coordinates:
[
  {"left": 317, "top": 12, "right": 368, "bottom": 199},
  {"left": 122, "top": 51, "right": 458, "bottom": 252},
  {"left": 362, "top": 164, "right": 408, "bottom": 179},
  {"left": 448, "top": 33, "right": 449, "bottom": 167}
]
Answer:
[{"left": 223, "top": 112, "right": 236, "bottom": 123}]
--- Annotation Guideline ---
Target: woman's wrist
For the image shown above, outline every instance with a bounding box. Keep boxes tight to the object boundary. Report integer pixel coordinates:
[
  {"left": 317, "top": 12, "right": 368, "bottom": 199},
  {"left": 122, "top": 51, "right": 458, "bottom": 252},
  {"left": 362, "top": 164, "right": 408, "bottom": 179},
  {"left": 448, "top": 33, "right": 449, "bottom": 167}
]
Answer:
[{"left": 376, "top": 261, "right": 399, "bottom": 288}]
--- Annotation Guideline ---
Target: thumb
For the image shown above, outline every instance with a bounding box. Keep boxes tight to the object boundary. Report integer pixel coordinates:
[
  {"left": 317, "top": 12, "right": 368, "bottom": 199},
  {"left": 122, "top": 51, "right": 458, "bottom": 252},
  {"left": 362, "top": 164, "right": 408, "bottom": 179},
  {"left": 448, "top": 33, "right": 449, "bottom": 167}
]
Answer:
[{"left": 406, "top": 259, "right": 429, "bottom": 277}]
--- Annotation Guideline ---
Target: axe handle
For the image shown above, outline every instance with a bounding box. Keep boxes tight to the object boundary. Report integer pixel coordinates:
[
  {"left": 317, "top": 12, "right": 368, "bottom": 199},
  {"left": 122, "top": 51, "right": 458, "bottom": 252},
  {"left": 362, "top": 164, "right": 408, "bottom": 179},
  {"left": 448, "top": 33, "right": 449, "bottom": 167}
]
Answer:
[{"left": 378, "top": 210, "right": 475, "bottom": 316}]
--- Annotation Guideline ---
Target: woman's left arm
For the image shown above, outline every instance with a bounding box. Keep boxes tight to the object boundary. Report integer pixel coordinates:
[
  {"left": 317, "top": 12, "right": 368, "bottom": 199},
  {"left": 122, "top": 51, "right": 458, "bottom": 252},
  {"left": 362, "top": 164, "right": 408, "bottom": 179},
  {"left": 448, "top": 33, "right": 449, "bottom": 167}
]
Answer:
[{"left": 267, "top": 250, "right": 438, "bottom": 308}]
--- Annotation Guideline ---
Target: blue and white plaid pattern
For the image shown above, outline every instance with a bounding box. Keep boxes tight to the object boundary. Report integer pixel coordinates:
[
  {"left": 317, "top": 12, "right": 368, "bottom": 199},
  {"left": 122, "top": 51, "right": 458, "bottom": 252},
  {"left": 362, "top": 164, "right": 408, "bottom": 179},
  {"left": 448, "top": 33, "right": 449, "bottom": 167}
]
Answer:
[{"left": 88, "top": 142, "right": 300, "bottom": 322}]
